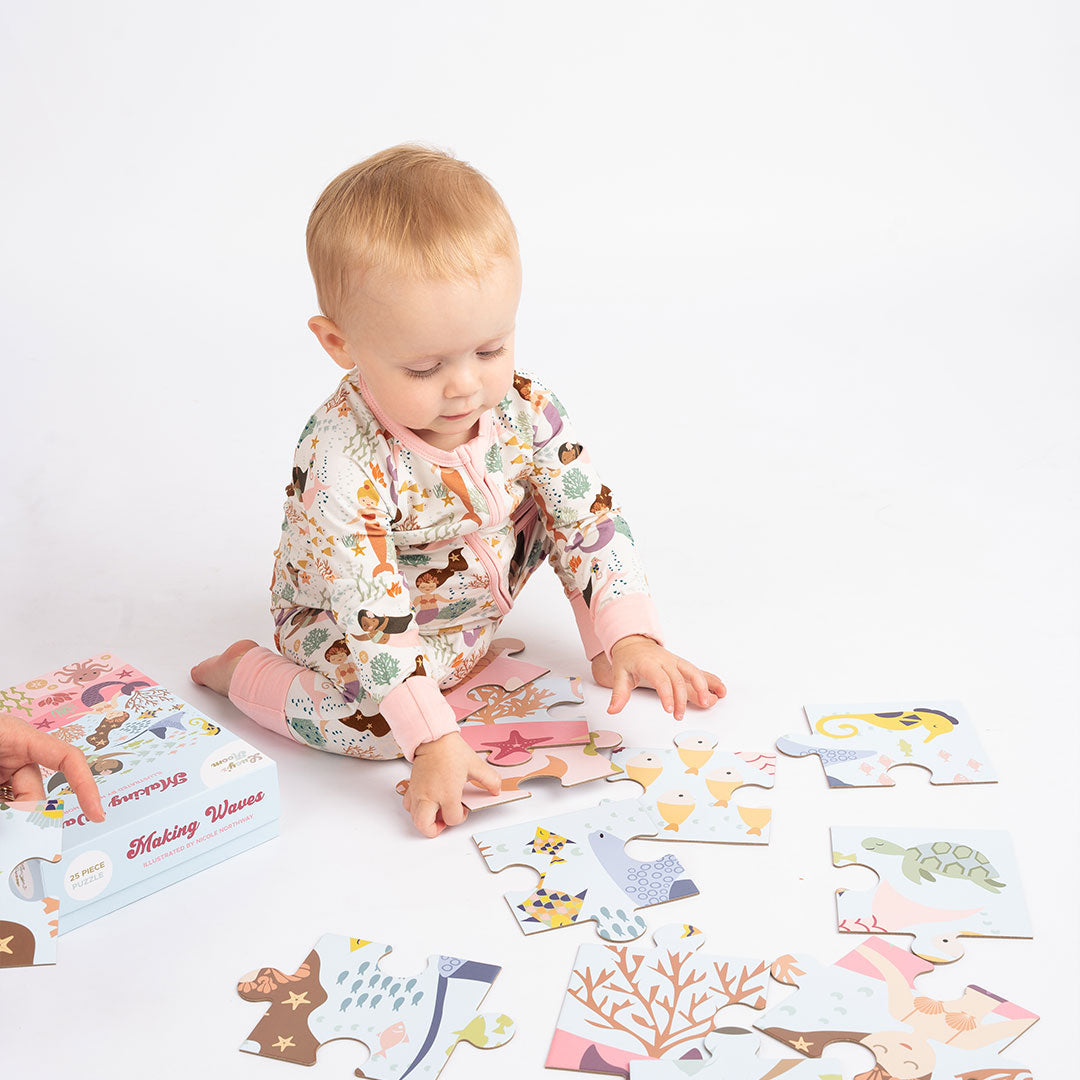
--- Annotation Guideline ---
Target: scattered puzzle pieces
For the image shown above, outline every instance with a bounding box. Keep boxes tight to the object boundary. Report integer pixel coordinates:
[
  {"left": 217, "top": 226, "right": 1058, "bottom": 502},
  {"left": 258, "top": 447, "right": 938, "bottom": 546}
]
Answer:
[
  {"left": 236, "top": 933, "right": 514, "bottom": 1077},
  {"left": 607, "top": 731, "right": 775, "bottom": 843},
  {"left": 473, "top": 800, "right": 698, "bottom": 940},
  {"left": 757, "top": 938, "right": 1037, "bottom": 1078},
  {"left": 442, "top": 637, "right": 550, "bottom": 722},
  {"left": 630, "top": 1026, "right": 844, "bottom": 1078},
  {"left": 399, "top": 729, "right": 625, "bottom": 811},
  {"left": 777, "top": 700, "right": 997, "bottom": 787},
  {"left": 0, "top": 798, "right": 64, "bottom": 967},
  {"left": 832, "top": 826, "right": 1032, "bottom": 963},
  {"left": 547, "top": 923, "right": 772, "bottom": 1075}
]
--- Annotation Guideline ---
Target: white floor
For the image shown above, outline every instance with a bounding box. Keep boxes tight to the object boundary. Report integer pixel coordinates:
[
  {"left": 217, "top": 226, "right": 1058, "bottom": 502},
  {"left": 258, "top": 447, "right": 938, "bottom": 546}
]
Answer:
[{"left": 3, "top": 3, "right": 1077, "bottom": 1076}]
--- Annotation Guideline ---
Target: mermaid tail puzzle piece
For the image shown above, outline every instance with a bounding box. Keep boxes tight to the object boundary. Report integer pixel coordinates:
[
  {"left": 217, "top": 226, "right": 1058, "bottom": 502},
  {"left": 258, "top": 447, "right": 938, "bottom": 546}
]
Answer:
[
  {"left": 607, "top": 731, "right": 775, "bottom": 843},
  {"left": 547, "top": 923, "right": 772, "bottom": 1075},
  {"left": 630, "top": 1026, "right": 844, "bottom": 1078},
  {"left": 0, "top": 798, "right": 64, "bottom": 968},
  {"left": 777, "top": 700, "right": 997, "bottom": 787},
  {"left": 473, "top": 800, "right": 699, "bottom": 941},
  {"left": 832, "top": 826, "right": 1032, "bottom": 963},
  {"left": 757, "top": 938, "right": 1037, "bottom": 1078},
  {"left": 236, "top": 933, "right": 514, "bottom": 1078}
]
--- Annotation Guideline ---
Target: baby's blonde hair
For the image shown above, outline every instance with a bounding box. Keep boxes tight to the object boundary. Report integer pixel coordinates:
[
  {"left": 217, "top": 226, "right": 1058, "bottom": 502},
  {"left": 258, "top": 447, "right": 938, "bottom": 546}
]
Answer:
[{"left": 306, "top": 144, "right": 519, "bottom": 324}]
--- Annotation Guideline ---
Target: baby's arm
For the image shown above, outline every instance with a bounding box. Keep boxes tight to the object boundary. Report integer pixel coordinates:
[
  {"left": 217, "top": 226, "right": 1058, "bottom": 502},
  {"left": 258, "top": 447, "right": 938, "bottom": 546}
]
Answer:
[{"left": 521, "top": 376, "right": 725, "bottom": 719}]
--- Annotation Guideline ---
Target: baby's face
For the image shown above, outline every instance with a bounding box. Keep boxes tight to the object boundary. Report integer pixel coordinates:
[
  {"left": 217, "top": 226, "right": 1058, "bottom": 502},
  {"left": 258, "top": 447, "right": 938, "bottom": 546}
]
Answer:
[{"left": 322, "top": 253, "right": 520, "bottom": 451}]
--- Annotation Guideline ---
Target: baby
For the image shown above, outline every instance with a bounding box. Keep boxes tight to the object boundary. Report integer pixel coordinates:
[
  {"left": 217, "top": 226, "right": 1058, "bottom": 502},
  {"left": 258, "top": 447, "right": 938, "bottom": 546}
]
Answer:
[{"left": 192, "top": 144, "right": 726, "bottom": 837}]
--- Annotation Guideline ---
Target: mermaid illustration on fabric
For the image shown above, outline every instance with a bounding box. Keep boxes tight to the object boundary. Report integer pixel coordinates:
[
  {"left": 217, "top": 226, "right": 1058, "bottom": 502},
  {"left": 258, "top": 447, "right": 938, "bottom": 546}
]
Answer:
[
  {"left": 414, "top": 548, "right": 468, "bottom": 625},
  {"left": 323, "top": 639, "right": 361, "bottom": 703},
  {"left": 514, "top": 372, "right": 564, "bottom": 449},
  {"left": 349, "top": 479, "right": 397, "bottom": 576}
]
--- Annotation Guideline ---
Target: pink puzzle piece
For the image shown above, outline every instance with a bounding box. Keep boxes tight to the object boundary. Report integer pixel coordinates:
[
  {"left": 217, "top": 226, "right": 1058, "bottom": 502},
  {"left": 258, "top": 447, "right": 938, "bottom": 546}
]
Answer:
[
  {"left": 459, "top": 718, "right": 591, "bottom": 766},
  {"left": 442, "top": 637, "right": 550, "bottom": 723}
]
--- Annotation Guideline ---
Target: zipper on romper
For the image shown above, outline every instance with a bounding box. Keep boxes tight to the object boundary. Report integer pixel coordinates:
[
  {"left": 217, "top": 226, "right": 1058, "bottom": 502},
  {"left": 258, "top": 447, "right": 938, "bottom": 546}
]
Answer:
[{"left": 457, "top": 444, "right": 514, "bottom": 614}]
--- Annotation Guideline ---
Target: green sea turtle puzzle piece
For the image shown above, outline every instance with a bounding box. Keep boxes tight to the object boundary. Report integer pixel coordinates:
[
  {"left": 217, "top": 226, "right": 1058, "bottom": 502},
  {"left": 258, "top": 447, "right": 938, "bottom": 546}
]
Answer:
[
  {"left": 630, "top": 1026, "right": 843, "bottom": 1078},
  {"left": 473, "top": 799, "right": 699, "bottom": 941},
  {"left": 757, "top": 937, "right": 1037, "bottom": 1078},
  {"left": 832, "top": 826, "right": 1032, "bottom": 964},
  {"left": 547, "top": 923, "right": 773, "bottom": 1075},
  {"left": 607, "top": 730, "right": 775, "bottom": 843},
  {"left": 777, "top": 699, "right": 997, "bottom": 787},
  {"left": 0, "top": 798, "right": 64, "bottom": 968},
  {"left": 237, "top": 933, "right": 514, "bottom": 1078}
]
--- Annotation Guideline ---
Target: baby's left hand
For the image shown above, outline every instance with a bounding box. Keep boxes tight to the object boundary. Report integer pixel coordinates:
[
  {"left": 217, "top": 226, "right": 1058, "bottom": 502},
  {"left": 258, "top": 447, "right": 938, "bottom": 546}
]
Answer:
[{"left": 597, "top": 636, "right": 726, "bottom": 721}]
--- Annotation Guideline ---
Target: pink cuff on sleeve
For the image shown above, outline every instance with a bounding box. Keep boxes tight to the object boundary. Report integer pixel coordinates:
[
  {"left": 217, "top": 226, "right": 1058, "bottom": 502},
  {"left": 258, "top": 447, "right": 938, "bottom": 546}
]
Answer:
[
  {"left": 380, "top": 675, "right": 459, "bottom": 760},
  {"left": 570, "top": 592, "right": 605, "bottom": 661},
  {"left": 227, "top": 646, "right": 302, "bottom": 740},
  {"left": 592, "top": 593, "right": 665, "bottom": 661}
]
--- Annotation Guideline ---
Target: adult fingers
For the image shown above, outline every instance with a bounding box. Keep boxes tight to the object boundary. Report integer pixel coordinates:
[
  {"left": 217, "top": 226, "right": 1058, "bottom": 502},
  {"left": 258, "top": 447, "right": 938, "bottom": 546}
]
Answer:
[
  {"left": 607, "top": 667, "right": 635, "bottom": 714},
  {"left": 10, "top": 763, "right": 46, "bottom": 802},
  {"left": 34, "top": 736, "right": 105, "bottom": 822}
]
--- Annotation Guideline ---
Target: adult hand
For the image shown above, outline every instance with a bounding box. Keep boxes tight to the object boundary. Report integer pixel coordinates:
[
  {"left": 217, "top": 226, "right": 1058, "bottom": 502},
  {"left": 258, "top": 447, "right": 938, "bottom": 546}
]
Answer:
[{"left": 0, "top": 714, "right": 105, "bottom": 821}]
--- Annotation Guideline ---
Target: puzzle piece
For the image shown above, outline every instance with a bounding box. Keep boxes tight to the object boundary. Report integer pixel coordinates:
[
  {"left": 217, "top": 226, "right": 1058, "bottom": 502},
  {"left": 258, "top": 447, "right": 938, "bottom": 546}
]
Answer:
[
  {"left": 454, "top": 674, "right": 591, "bottom": 768},
  {"left": 473, "top": 799, "right": 698, "bottom": 940},
  {"left": 630, "top": 1026, "right": 844, "bottom": 1078},
  {"left": 1, "top": 798, "right": 64, "bottom": 967},
  {"left": 397, "top": 729, "right": 624, "bottom": 810},
  {"left": 777, "top": 700, "right": 997, "bottom": 787},
  {"left": 607, "top": 731, "right": 775, "bottom": 843},
  {"left": 547, "top": 923, "right": 772, "bottom": 1075},
  {"left": 442, "top": 637, "right": 550, "bottom": 722},
  {"left": 832, "top": 826, "right": 1032, "bottom": 963},
  {"left": 757, "top": 938, "right": 1037, "bottom": 1078},
  {"left": 236, "top": 933, "right": 514, "bottom": 1078}
]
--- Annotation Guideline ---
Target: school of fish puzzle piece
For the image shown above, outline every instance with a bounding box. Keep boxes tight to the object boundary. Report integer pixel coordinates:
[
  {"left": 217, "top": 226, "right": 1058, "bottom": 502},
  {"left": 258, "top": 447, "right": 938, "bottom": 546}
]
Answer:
[
  {"left": 776, "top": 700, "right": 997, "bottom": 787},
  {"left": 456, "top": 674, "right": 591, "bottom": 767},
  {"left": 473, "top": 799, "right": 699, "bottom": 940},
  {"left": 399, "top": 729, "right": 625, "bottom": 811},
  {"left": 606, "top": 731, "right": 775, "bottom": 843},
  {"left": 236, "top": 933, "right": 515, "bottom": 1078},
  {"left": 629, "top": 1026, "right": 844, "bottom": 1078},
  {"left": 0, "top": 798, "right": 64, "bottom": 967},
  {"left": 756, "top": 937, "right": 1037, "bottom": 1079},
  {"left": 546, "top": 923, "right": 772, "bottom": 1075},
  {"left": 832, "top": 826, "right": 1032, "bottom": 964},
  {"left": 441, "top": 636, "right": 550, "bottom": 723}
]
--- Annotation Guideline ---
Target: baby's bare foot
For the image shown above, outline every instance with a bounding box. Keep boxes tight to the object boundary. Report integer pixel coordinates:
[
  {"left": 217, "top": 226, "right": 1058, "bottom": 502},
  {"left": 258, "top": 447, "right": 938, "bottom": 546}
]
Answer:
[{"left": 190, "top": 640, "right": 258, "bottom": 697}]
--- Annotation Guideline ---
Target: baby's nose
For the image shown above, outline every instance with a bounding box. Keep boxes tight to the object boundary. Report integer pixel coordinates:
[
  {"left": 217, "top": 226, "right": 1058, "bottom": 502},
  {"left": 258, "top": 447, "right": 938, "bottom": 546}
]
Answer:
[{"left": 445, "top": 362, "right": 482, "bottom": 397}]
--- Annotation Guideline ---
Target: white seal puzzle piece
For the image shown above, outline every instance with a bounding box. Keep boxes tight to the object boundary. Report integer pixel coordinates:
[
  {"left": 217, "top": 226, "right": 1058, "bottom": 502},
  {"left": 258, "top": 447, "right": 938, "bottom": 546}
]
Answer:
[
  {"left": 0, "top": 798, "right": 64, "bottom": 967},
  {"left": 236, "top": 933, "right": 514, "bottom": 1078},
  {"left": 473, "top": 799, "right": 699, "bottom": 940},
  {"left": 776, "top": 700, "right": 997, "bottom": 787},
  {"left": 441, "top": 636, "right": 550, "bottom": 722},
  {"left": 832, "top": 826, "right": 1032, "bottom": 963},
  {"left": 546, "top": 923, "right": 772, "bottom": 1075},
  {"left": 630, "top": 1026, "right": 844, "bottom": 1078},
  {"left": 607, "top": 731, "right": 775, "bottom": 843},
  {"left": 757, "top": 938, "right": 1037, "bottom": 1079}
]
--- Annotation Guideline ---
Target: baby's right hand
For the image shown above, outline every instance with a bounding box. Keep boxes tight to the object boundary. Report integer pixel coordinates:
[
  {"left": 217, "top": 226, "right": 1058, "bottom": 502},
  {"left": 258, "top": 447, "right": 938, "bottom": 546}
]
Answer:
[{"left": 402, "top": 732, "right": 500, "bottom": 838}]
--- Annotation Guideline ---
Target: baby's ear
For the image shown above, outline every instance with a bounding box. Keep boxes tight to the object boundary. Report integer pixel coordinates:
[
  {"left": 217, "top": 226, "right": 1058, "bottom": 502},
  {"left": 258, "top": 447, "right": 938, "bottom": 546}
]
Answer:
[{"left": 308, "top": 316, "right": 354, "bottom": 370}]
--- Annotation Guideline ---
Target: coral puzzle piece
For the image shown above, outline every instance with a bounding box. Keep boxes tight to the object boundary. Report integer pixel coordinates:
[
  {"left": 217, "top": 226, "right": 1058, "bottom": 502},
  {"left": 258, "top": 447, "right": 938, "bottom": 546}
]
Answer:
[
  {"left": 457, "top": 674, "right": 591, "bottom": 765},
  {"left": 757, "top": 937, "right": 1037, "bottom": 1079},
  {"left": 236, "top": 933, "right": 514, "bottom": 1078},
  {"left": 777, "top": 700, "right": 997, "bottom": 787},
  {"left": 441, "top": 637, "right": 550, "bottom": 723},
  {"left": 630, "top": 1026, "right": 843, "bottom": 1078},
  {"left": 459, "top": 729, "right": 625, "bottom": 810},
  {"left": 832, "top": 825, "right": 1032, "bottom": 963},
  {"left": 0, "top": 798, "right": 64, "bottom": 968},
  {"left": 473, "top": 799, "right": 699, "bottom": 941},
  {"left": 547, "top": 923, "right": 772, "bottom": 1076},
  {"left": 607, "top": 731, "right": 775, "bottom": 843}
]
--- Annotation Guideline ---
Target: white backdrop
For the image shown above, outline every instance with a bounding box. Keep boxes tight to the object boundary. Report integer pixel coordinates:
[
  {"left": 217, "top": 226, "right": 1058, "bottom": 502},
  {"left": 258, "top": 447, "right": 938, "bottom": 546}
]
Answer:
[{"left": 2, "top": 3, "right": 1077, "bottom": 1076}]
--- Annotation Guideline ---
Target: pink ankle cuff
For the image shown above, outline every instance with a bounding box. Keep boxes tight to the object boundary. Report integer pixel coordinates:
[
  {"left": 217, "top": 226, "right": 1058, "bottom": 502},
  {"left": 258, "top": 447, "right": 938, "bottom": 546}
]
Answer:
[{"left": 227, "top": 646, "right": 300, "bottom": 740}]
